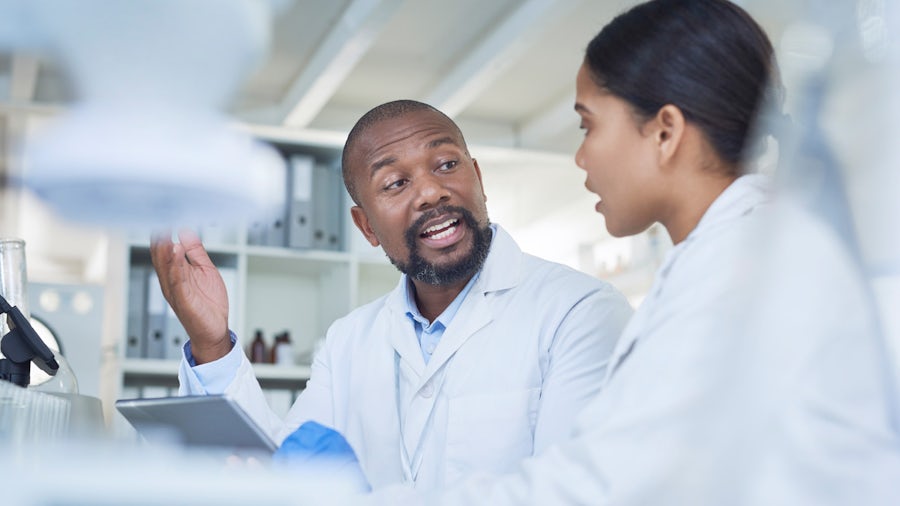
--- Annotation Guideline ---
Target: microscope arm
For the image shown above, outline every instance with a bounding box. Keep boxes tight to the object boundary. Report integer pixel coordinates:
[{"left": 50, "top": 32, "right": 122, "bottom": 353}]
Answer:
[{"left": 0, "top": 293, "right": 58, "bottom": 387}]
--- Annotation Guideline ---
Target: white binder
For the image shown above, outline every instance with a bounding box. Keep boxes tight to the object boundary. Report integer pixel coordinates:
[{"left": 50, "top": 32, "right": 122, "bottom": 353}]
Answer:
[
  {"left": 125, "top": 265, "right": 148, "bottom": 358},
  {"left": 144, "top": 270, "right": 168, "bottom": 359},
  {"left": 287, "top": 154, "right": 315, "bottom": 249}
]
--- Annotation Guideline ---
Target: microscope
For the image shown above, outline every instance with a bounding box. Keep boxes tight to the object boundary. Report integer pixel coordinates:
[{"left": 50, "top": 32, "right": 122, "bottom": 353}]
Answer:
[{"left": 0, "top": 292, "right": 59, "bottom": 387}]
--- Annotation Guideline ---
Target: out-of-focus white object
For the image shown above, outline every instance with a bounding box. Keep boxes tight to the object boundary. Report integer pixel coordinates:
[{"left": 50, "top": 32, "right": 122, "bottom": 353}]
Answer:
[
  {"left": 813, "top": 0, "right": 900, "bottom": 409},
  {"left": 0, "top": 0, "right": 288, "bottom": 228},
  {"left": 0, "top": 439, "right": 360, "bottom": 506}
]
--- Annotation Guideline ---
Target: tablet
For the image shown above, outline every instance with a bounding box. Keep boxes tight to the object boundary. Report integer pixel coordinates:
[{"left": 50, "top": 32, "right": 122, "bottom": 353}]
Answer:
[{"left": 115, "top": 395, "right": 278, "bottom": 454}]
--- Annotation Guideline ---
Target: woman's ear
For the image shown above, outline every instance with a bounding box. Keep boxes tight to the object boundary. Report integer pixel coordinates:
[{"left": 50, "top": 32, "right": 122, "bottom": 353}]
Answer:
[
  {"left": 653, "top": 104, "right": 686, "bottom": 166},
  {"left": 351, "top": 206, "right": 381, "bottom": 247}
]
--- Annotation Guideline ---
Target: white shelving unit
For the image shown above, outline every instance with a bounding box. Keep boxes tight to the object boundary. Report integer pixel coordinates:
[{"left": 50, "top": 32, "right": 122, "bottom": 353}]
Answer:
[{"left": 111, "top": 140, "right": 402, "bottom": 414}]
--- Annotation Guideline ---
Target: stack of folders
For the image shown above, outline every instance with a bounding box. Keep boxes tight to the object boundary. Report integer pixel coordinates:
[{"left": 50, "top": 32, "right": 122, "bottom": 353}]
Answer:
[
  {"left": 248, "top": 153, "right": 345, "bottom": 251},
  {"left": 125, "top": 264, "right": 238, "bottom": 361}
]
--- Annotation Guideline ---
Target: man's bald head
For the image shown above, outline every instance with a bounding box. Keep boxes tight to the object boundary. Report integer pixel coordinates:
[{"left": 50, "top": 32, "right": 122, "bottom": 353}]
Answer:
[{"left": 341, "top": 100, "right": 468, "bottom": 205}]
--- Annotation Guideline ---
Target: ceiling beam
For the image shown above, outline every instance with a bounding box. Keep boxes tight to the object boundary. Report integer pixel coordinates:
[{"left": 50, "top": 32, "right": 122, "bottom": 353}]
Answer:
[
  {"left": 280, "top": 0, "right": 403, "bottom": 128},
  {"left": 9, "top": 53, "right": 39, "bottom": 102},
  {"left": 2, "top": 54, "right": 41, "bottom": 197},
  {"left": 423, "top": 0, "right": 578, "bottom": 118}
]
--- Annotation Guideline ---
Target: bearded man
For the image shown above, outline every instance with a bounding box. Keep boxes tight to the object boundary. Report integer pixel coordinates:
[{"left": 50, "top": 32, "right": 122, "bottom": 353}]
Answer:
[{"left": 150, "top": 100, "right": 632, "bottom": 491}]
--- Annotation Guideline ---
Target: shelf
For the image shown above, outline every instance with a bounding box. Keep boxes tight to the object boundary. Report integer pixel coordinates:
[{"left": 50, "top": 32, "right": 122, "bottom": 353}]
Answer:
[
  {"left": 127, "top": 245, "right": 240, "bottom": 269},
  {"left": 245, "top": 245, "right": 352, "bottom": 262},
  {"left": 125, "top": 237, "right": 244, "bottom": 255},
  {"left": 245, "top": 247, "right": 353, "bottom": 276},
  {"left": 357, "top": 255, "right": 392, "bottom": 267},
  {"left": 121, "top": 358, "right": 179, "bottom": 376},
  {"left": 357, "top": 260, "right": 401, "bottom": 307},
  {"left": 252, "top": 363, "right": 312, "bottom": 381},
  {"left": 121, "top": 358, "right": 311, "bottom": 381}
]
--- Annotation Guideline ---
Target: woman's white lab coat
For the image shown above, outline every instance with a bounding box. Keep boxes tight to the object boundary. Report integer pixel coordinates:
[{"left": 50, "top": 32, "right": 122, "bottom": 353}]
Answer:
[{"left": 367, "top": 175, "right": 900, "bottom": 505}]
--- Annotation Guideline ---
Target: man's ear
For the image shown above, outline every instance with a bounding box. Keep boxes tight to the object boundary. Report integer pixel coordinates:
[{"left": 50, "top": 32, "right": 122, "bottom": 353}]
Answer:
[
  {"left": 350, "top": 206, "right": 380, "bottom": 247},
  {"left": 652, "top": 104, "right": 686, "bottom": 167},
  {"left": 472, "top": 158, "right": 487, "bottom": 203}
]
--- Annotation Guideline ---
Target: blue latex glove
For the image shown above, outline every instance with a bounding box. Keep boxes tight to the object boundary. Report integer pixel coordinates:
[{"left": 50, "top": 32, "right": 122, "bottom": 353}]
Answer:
[{"left": 273, "top": 421, "right": 370, "bottom": 492}]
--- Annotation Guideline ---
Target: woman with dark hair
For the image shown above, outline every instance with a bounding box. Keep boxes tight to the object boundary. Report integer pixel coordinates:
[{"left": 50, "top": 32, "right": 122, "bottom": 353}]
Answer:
[
  {"left": 368, "top": 0, "right": 899, "bottom": 504},
  {"left": 575, "top": 0, "right": 778, "bottom": 244}
]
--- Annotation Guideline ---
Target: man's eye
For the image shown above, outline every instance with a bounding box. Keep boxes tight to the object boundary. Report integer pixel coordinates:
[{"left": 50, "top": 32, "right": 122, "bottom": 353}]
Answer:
[
  {"left": 438, "top": 160, "right": 457, "bottom": 171},
  {"left": 385, "top": 178, "right": 407, "bottom": 191}
]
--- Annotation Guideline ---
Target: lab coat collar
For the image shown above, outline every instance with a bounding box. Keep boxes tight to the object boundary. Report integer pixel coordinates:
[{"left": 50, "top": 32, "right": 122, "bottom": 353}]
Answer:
[
  {"left": 689, "top": 174, "right": 770, "bottom": 241},
  {"left": 658, "top": 174, "right": 770, "bottom": 278},
  {"left": 474, "top": 224, "right": 523, "bottom": 294}
]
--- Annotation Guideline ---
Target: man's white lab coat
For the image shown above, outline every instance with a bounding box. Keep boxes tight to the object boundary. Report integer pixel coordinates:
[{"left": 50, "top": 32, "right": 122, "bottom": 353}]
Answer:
[{"left": 179, "top": 225, "right": 633, "bottom": 491}]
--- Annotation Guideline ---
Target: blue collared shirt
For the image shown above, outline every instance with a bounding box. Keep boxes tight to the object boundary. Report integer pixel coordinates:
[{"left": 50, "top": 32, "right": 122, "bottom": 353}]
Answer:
[{"left": 401, "top": 270, "right": 480, "bottom": 364}]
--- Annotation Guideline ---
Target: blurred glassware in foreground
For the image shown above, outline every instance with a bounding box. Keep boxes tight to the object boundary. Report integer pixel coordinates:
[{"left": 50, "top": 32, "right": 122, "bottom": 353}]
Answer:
[
  {"left": 0, "top": 0, "right": 289, "bottom": 230},
  {"left": 719, "top": 1, "right": 900, "bottom": 503},
  {"left": 0, "top": 380, "right": 69, "bottom": 450}
]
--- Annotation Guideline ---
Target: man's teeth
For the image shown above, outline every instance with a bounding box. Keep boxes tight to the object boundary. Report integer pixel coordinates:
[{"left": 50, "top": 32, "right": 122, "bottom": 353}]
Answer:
[
  {"left": 430, "top": 227, "right": 456, "bottom": 240},
  {"left": 423, "top": 218, "right": 459, "bottom": 239}
]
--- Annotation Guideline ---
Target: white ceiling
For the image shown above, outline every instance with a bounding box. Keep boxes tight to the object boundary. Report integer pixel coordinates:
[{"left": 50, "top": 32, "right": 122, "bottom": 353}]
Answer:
[{"left": 0, "top": 0, "right": 812, "bottom": 281}]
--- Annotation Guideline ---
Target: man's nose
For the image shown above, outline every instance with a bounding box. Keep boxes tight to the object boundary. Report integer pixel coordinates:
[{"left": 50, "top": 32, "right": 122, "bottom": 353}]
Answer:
[{"left": 414, "top": 172, "right": 451, "bottom": 210}]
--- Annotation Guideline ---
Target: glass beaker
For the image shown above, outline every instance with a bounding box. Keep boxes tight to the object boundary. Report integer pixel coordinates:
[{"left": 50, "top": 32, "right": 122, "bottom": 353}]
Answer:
[{"left": 0, "top": 238, "right": 29, "bottom": 340}]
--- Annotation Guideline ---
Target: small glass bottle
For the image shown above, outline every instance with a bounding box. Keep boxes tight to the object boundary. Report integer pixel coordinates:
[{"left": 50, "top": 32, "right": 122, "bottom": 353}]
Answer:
[
  {"left": 248, "top": 329, "right": 267, "bottom": 363},
  {"left": 269, "top": 333, "right": 281, "bottom": 364},
  {"left": 272, "top": 331, "right": 294, "bottom": 366}
]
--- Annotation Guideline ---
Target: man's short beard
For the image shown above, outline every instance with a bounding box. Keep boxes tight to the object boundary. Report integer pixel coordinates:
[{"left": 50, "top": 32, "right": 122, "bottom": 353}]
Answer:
[{"left": 388, "top": 205, "right": 492, "bottom": 286}]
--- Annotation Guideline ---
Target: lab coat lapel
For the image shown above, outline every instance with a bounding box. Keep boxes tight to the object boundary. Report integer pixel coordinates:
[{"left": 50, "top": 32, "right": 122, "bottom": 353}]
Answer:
[
  {"left": 421, "top": 289, "right": 492, "bottom": 380},
  {"left": 384, "top": 283, "right": 427, "bottom": 378},
  {"left": 382, "top": 282, "right": 432, "bottom": 477},
  {"left": 392, "top": 226, "right": 525, "bottom": 479},
  {"left": 358, "top": 305, "right": 405, "bottom": 487},
  {"left": 395, "top": 290, "right": 494, "bottom": 481}
]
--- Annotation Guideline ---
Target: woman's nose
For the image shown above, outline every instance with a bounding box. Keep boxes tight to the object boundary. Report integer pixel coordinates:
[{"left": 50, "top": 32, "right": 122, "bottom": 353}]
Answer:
[{"left": 574, "top": 144, "right": 587, "bottom": 170}]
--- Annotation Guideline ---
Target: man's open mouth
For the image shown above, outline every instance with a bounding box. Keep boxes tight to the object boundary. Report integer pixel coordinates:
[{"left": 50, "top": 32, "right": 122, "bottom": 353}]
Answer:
[{"left": 420, "top": 217, "right": 460, "bottom": 240}]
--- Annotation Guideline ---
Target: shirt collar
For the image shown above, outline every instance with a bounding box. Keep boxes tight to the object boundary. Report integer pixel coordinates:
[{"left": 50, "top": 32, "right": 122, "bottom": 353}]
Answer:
[{"left": 403, "top": 270, "right": 480, "bottom": 331}]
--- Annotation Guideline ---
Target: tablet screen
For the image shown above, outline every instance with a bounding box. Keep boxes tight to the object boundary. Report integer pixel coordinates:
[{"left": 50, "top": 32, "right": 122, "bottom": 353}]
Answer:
[{"left": 116, "top": 395, "right": 278, "bottom": 454}]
